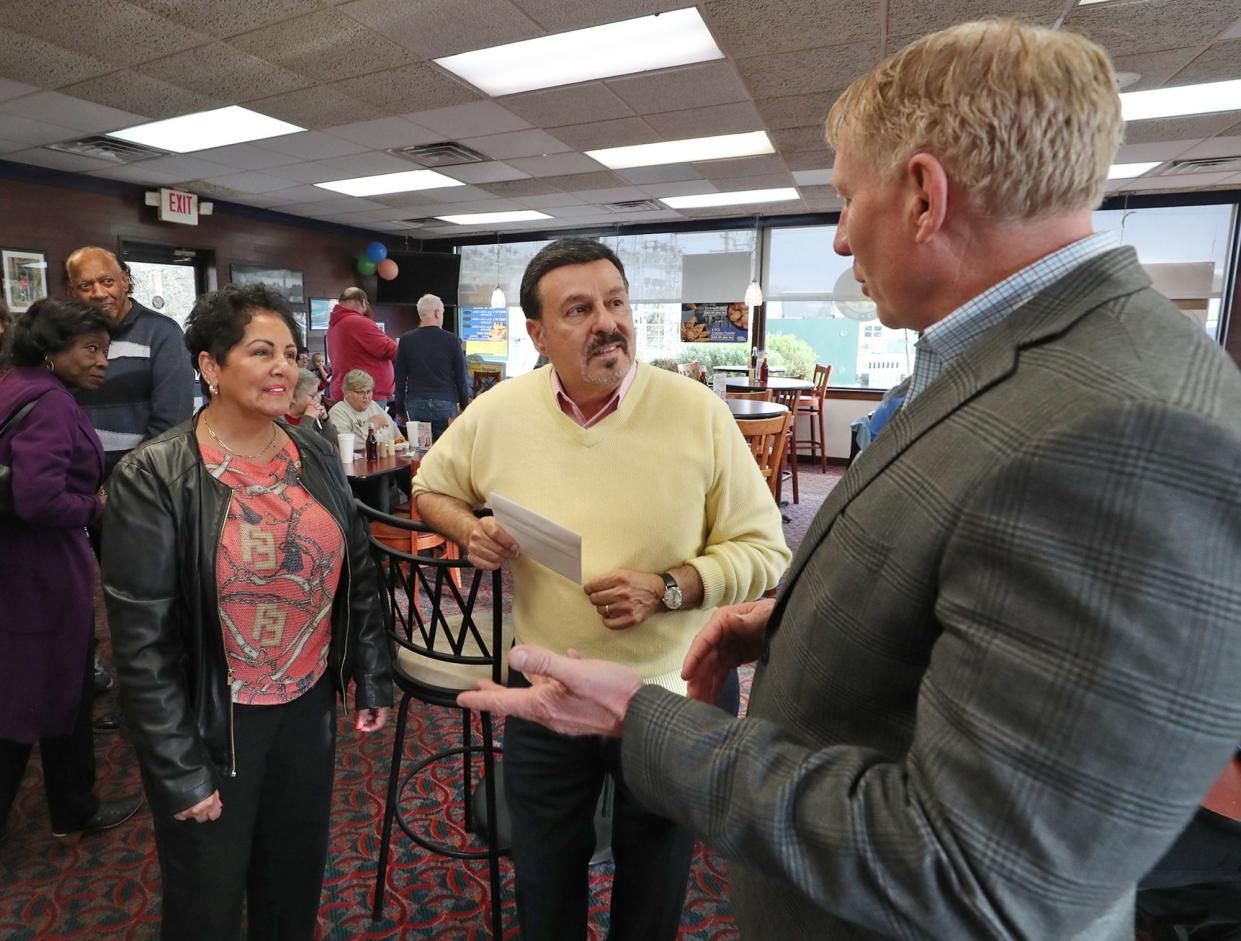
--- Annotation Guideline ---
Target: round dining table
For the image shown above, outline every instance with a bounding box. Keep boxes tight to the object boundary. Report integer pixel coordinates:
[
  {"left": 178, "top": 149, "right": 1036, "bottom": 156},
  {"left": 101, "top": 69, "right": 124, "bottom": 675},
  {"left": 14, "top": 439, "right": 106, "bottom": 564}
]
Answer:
[
  {"left": 713, "top": 364, "right": 787, "bottom": 376},
  {"left": 724, "top": 376, "right": 813, "bottom": 394},
  {"left": 726, "top": 398, "right": 790, "bottom": 421},
  {"left": 342, "top": 449, "right": 423, "bottom": 513}
]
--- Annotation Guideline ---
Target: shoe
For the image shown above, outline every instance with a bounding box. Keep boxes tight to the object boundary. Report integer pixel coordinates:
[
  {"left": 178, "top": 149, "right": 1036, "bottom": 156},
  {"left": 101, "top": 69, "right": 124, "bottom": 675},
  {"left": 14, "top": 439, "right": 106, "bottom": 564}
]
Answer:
[
  {"left": 93, "top": 668, "right": 114, "bottom": 695},
  {"left": 92, "top": 711, "right": 122, "bottom": 733},
  {"left": 52, "top": 797, "right": 143, "bottom": 845}
]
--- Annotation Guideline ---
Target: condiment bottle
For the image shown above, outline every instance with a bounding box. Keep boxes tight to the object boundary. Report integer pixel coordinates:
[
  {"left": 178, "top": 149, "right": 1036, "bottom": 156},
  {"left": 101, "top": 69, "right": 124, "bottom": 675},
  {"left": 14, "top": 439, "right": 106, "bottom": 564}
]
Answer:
[{"left": 365, "top": 426, "right": 378, "bottom": 460}]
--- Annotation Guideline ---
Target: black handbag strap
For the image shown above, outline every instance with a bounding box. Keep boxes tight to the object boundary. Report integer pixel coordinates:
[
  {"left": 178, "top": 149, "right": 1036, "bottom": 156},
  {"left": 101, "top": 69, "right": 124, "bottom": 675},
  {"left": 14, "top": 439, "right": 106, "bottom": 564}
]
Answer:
[{"left": 0, "top": 395, "right": 45, "bottom": 441}]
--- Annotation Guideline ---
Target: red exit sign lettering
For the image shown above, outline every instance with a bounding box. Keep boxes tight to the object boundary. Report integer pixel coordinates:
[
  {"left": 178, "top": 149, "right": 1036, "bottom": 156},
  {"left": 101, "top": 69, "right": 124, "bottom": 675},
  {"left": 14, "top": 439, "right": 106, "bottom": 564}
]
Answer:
[{"left": 158, "top": 188, "right": 199, "bottom": 225}]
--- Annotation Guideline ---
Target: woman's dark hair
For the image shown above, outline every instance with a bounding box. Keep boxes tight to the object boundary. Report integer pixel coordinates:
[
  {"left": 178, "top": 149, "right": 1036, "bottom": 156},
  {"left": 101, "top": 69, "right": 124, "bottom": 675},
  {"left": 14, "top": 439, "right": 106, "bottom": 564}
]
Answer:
[
  {"left": 518, "top": 237, "right": 627, "bottom": 321},
  {"left": 4, "top": 297, "right": 114, "bottom": 368},
  {"left": 184, "top": 283, "right": 303, "bottom": 370}
]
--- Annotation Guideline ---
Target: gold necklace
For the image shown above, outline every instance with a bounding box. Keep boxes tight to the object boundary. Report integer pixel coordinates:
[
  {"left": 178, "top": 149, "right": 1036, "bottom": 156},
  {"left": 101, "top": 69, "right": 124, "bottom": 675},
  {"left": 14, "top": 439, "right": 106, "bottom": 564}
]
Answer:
[{"left": 202, "top": 416, "right": 278, "bottom": 460}]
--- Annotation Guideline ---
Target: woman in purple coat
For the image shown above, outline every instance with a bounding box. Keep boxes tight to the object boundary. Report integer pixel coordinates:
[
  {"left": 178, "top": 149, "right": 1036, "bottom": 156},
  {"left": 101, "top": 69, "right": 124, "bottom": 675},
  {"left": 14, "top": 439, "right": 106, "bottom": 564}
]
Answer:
[{"left": 0, "top": 298, "right": 141, "bottom": 843}]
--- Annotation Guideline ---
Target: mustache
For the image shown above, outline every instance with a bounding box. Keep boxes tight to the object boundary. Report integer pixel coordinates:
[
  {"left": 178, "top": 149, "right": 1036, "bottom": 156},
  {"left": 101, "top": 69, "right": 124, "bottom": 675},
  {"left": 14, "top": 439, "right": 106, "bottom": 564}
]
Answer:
[{"left": 586, "top": 332, "right": 628, "bottom": 357}]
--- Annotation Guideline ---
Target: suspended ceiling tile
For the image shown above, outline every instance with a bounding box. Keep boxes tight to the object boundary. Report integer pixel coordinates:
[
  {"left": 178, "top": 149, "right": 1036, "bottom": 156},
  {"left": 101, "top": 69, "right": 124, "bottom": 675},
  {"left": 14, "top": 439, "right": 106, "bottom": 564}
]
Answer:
[
  {"left": 639, "top": 179, "right": 719, "bottom": 197},
  {"left": 285, "top": 195, "right": 391, "bottom": 214},
  {"left": 86, "top": 163, "right": 189, "bottom": 185},
  {"left": 437, "top": 162, "right": 532, "bottom": 184},
  {"left": 321, "top": 117, "right": 442, "bottom": 150},
  {"left": 1113, "top": 140, "right": 1199, "bottom": 163},
  {"left": 0, "top": 79, "right": 40, "bottom": 103},
  {"left": 0, "top": 92, "right": 144, "bottom": 134},
  {"left": 4, "top": 0, "right": 211, "bottom": 68},
  {"left": 734, "top": 42, "right": 877, "bottom": 100},
  {"left": 2, "top": 147, "right": 118, "bottom": 172},
  {"left": 1176, "top": 135, "right": 1241, "bottom": 159},
  {"left": 769, "top": 124, "right": 828, "bottom": 154},
  {"left": 257, "top": 131, "right": 368, "bottom": 160},
  {"left": 333, "top": 63, "right": 482, "bottom": 116},
  {"left": 607, "top": 61, "right": 750, "bottom": 115},
  {"left": 694, "top": 153, "right": 789, "bottom": 179},
  {"left": 130, "top": 0, "right": 336, "bottom": 39},
  {"left": 62, "top": 70, "right": 221, "bottom": 120},
  {"left": 203, "top": 170, "right": 304, "bottom": 193},
  {"left": 642, "top": 101, "right": 764, "bottom": 139},
  {"left": 0, "top": 28, "right": 116, "bottom": 88},
  {"left": 405, "top": 101, "right": 531, "bottom": 138},
  {"left": 133, "top": 154, "right": 240, "bottom": 178},
  {"left": 571, "top": 186, "right": 649, "bottom": 203},
  {"left": 515, "top": 192, "right": 586, "bottom": 208},
  {"left": 702, "top": 0, "right": 876, "bottom": 56},
  {"left": 476, "top": 178, "right": 562, "bottom": 198},
  {"left": 709, "top": 172, "right": 797, "bottom": 192},
  {"left": 754, "top": 93, "right": 836, "bottom": 131},
  {"left": 792, "top": 168, "right": 833, "bottom": 186},
  {"left": 418, "top": 184, "right": 500, "bottom": 203},
  {"left": 0, "top": 138, "right": 26, "bottom": 153},
  {"left": 541, "top": 170, "right": 627, "bottom": 191},
  {"left": 887, "top": 0, "right": 1062, "bottom": 37},
  {"left": 1110, "top": 46, "right": 1209, "bottom": 92},
  {"left": 269, "top": 161, "right": 357, "bottom": 184},
  {"left": 500, "top": 83, "right": 635, "bottom": 128},
  {"left": 1109, "top": 170, "right": 1237, "bottom": 191},
  {"left": 785, "top": 151, "right": 833, "bottom": 171},
  {"left": 338, "top": 0, "right": 542, "bottom": 57},
  {"left": 1167, "top": 39, "right": 1241, "bottom": 86},
  {"left": 1065, "top": 0, "right": 1241, "bottom": 57},
  {"left": 137, "top": 42, "right": 313, "bottom": 103},
  {"left": 614, "top": 163, "right": 703, "bottom": 185},
  {"left": 366, "top": 190, "right": 445, "bottom": 209},
  {"left": 248, "top": 84, "right": 382, "bottom": 129},
  {"left": 510, "top": 0, "right": 684, "bottom": 31},
  {"left": 1121, "top": 111, "right": 1241, "bottom": 145},
  {"left": 231, "top": 9, "right": 416, "bottom": 83},
  {"left": 546, "top": 117, "right": 658, "bottom": 150},
  {"left": 314, "top": 151, "right": 420, "bottom": 176},
  {"left": 264, "top": 184, "right": 349, "bottom": 204},
  {"left": 459, "top": 129, "right": 572, "bottom": 160},
  {"left": 142, "top": 142, "right": 289, "bottom": 171},
  {"left": 506, "top": 152, "right": 606, "bottom": 176},
  {"left": 0, "top": 114, "right": 86, "bottom": 146}
]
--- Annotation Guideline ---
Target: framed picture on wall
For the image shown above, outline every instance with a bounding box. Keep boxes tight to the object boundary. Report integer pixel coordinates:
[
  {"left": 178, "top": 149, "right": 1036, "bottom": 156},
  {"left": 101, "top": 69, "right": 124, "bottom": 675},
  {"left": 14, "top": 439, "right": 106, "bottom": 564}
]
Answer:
[
  {"left": 2, "top": 248, "right": 48, "bottom": 312},
  {"left": 230, "top": 263, "right": 305, "bottom": 304},
  {"left": 309, "top": 297, "right": 333, "bottom": 331}
]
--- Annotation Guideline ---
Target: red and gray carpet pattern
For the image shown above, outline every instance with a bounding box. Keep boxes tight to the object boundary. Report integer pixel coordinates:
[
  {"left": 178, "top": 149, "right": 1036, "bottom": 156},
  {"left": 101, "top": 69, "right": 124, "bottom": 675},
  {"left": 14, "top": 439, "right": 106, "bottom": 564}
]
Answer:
[{"left": 0, "top": 465, "right": 842, "bottom": 938}]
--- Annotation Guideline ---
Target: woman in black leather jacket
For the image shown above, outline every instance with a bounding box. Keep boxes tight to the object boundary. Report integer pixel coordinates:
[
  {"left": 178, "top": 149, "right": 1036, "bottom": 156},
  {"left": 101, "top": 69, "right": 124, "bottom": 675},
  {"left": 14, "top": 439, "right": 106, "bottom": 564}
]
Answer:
[{"left": 101, "top": 283, "right": 392, "bottom": 941}]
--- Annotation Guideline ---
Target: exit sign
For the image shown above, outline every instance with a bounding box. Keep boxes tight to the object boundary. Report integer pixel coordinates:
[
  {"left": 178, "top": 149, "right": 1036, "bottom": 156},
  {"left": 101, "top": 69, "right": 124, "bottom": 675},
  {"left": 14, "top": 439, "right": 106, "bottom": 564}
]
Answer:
[{"left": 158, "top": 188, "right": 198, "bottom": 225}]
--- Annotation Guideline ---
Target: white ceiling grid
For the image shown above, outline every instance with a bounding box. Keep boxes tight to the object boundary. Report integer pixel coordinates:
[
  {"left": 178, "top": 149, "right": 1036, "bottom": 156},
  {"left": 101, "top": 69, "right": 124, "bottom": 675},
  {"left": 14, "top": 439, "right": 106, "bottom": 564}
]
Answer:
[{"left": 0, "top": 0, "right": 1234, "bottom": 238}]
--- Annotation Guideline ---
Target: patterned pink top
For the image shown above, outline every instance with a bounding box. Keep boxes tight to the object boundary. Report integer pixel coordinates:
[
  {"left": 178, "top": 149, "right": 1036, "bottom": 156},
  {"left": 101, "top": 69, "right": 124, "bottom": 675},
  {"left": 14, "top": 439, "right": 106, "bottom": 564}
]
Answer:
[{"left": 203, "top": 439, "right": 345, "bottom": 705}]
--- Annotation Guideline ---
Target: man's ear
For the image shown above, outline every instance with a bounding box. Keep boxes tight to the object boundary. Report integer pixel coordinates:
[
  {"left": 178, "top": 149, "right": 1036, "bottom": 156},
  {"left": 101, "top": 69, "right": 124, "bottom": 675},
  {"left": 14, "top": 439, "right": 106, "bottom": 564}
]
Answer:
[
  {"left": 525, "top": 318, "right": 546, "bottom": 354},
  {"left": 906, "top": 152, "right": 949, "bottom": 245}
]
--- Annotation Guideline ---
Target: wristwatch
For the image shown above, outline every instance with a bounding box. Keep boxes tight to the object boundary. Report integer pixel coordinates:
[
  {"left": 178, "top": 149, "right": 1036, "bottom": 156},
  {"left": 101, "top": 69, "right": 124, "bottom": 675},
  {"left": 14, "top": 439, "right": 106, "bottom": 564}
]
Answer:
[{"left": 659, "top": 572, "right": 684, "bottom": 611}]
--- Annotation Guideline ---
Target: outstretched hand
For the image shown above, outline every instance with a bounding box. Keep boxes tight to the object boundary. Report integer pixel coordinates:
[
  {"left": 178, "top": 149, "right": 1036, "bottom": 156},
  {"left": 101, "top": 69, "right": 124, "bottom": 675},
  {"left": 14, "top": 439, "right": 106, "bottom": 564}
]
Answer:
[
  {"left": 457, "top": 646, "right": 643, "bottom": 738},
  {"left": 682, "top": 598, "right": 774, "bottom": 704}
]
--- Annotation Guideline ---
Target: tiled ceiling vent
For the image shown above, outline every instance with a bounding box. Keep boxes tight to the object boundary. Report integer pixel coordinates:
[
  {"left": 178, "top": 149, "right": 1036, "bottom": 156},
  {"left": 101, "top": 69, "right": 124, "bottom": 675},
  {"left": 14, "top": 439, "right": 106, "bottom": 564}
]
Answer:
[
  {"left": 1158, "top": 156, "right": 1241, "bottom": 175},
  {"left": 389, "top": 142, "right": 489, "bottom": 168},
  {"left": 399, "top": 217, "right": 439, "bottom": 226},
  {"left": 45, "top": 136, "right": 167, "bottom": 164},
  {"left": 602, "top": 199, "right": 663, "bottom": 212}
]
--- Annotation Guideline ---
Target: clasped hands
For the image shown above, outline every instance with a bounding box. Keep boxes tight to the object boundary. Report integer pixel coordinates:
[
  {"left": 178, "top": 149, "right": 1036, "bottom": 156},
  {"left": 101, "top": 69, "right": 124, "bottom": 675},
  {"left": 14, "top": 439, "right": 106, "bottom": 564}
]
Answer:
[{"left": 457, "top": 598, "right": 775, "bottom": 736}]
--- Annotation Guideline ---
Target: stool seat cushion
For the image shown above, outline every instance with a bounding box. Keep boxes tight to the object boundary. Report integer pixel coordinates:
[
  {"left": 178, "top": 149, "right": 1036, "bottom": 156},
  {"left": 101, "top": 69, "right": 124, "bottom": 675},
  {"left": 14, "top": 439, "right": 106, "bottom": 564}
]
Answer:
[{"left": 395, "top": 613, "right": 513, "bottom": 691}]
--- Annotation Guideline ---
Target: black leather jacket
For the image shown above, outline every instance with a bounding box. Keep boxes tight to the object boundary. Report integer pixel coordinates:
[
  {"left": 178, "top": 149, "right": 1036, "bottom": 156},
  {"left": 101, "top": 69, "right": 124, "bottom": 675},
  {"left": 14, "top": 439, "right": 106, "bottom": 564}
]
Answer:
[{"left": 101, "top": 414, "right": 392, "bottom": 816}]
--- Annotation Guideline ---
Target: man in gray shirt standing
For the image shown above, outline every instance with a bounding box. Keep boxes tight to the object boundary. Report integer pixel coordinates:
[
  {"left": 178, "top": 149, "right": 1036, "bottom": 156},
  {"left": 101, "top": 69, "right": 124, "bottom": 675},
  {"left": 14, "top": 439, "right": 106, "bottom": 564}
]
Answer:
[{"left": 393, "top": 293, "right": 469, "bottom": 442}]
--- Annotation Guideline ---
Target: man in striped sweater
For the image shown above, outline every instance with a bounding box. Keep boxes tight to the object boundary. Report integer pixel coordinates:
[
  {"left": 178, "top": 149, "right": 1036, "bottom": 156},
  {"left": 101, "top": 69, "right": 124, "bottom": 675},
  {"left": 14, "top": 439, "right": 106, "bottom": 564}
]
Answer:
[{"left": 66, "top": 247, "right": 194, "bottom": 476}]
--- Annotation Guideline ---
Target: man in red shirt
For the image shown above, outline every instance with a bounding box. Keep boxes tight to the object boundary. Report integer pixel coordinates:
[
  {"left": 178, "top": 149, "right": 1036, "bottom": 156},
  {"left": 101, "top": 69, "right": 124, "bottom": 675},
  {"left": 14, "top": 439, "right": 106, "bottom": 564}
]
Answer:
[{"left": 326, "top": 287, "right": 396, "bottom": 404}]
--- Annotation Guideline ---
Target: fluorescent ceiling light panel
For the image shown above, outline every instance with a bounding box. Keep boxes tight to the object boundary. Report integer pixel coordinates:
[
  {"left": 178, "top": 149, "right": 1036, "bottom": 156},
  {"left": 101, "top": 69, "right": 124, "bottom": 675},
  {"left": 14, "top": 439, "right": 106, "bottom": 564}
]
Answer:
[
  {"left": 1107, "top": 161, "right": 1161, "bottom": 179},
  {"left": 435, "top": 8, "right": 723, "bottom": 96},
  {"left": 661, "top": 188, "right": 799, "bottom": 209},
  {"left": 1121, "top": 79, "right": 1241, "bottom": 121},
  {"left": 435, "top": 210, "right": 552, "bottom": 225},
  {"left": 588, "top": 131, "right": 774, "bottom": 170},
  {"left": 107, "top": 106, "right": 303, "bottom": 153},
  {"left": 316, "top": 170, "right": 464, "bottom": 197}
]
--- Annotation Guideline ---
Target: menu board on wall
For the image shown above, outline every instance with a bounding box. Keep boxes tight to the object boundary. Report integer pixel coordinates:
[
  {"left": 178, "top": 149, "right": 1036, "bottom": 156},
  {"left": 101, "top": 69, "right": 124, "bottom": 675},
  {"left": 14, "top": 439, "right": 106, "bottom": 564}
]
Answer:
[
  {"left": 461, "top": 306, "right": 509, "bottom": 356},
  {"left": 680, "top": 302, "right": 749, "bottom": 343}
]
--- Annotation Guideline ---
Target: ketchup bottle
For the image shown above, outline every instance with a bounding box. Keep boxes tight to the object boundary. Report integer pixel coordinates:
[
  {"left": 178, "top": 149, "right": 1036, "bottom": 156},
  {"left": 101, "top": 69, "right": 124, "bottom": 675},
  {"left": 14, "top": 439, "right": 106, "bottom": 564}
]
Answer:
[{"left": 365, "top": 426, "right": 378, "bottom": 460}]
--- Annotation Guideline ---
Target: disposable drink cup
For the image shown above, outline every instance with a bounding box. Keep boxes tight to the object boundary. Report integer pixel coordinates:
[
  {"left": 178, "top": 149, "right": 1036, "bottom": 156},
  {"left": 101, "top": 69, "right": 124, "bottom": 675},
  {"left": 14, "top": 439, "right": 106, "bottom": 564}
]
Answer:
[{"left": 337, "top": 433, "right": 355, "bottom": 461}]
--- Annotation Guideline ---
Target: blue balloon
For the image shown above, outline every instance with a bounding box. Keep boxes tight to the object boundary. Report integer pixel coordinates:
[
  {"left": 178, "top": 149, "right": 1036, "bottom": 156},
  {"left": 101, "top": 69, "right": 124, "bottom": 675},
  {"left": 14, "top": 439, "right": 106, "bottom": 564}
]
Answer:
[{"left": 366, "top": 241, "right": 388, "bottom": 263}]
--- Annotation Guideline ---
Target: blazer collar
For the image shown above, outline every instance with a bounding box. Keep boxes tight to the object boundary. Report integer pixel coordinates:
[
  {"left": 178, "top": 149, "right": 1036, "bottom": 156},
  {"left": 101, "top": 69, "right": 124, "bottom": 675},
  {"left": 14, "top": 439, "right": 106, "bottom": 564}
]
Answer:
[{"left": 768, "top": 246, "right": 1151, "bottom": 628}]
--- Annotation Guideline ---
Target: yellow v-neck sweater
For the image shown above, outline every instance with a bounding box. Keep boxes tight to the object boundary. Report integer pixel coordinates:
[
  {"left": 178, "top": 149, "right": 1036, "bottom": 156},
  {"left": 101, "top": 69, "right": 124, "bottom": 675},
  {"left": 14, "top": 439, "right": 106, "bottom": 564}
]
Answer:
[{"left": 413, "top": 363, "right": 789, "bottom": 694}]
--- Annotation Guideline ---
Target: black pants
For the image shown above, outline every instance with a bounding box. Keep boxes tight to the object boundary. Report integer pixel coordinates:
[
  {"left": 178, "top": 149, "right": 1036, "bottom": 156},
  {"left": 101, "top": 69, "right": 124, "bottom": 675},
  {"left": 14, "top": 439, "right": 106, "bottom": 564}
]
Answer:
[
  {"left": 149, "top": 676, "right": 336, "bottom": 941},
  {"left": 0, "top": 643, "right": 98, "bottom": 834},
  {"left": 503, "top": 669, "right": 740, "bottom": 941}
]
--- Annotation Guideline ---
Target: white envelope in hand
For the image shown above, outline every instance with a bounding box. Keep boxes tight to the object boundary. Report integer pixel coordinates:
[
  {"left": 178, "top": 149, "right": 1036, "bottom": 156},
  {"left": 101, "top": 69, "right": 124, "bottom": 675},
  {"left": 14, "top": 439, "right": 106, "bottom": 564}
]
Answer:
[{"left": 487, "top": 492, "right": 582, "bottom": 584}]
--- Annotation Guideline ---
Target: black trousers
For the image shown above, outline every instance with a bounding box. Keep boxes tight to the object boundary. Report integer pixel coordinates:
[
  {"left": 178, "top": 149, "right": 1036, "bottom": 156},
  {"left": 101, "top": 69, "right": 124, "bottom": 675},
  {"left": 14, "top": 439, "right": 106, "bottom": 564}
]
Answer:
[
  {"left": 149, "top": 676, "right": 336, "bottom": 941},
  {"left": 503, "top": 669, "right": 740, "bottom": 941},
  {"left": 0, "top": 643, "right": 98, "bottom": 834}
]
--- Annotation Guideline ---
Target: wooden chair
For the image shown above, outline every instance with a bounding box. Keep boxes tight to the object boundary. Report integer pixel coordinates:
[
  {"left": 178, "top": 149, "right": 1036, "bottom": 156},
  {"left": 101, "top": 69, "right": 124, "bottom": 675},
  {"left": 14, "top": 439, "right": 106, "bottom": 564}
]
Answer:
[
  {"left": 361, "top": 503, "right": 512, "bottom": 937},
  {"left": 797, "top": 363, "right": 833, "bottom": 472},
  {"left": 368, "top": 502, "right": 461, "bottom": 607},
  {"left": 770, "top": 387, "right": 802, "bottom": 504},
  {"left": 736, "top": 412, "right": 792, "bottom": 499},
  {"left": 676, "top": 361, "right": 703, "bottom": 381},
  {"left": 725, "top": 390, "right": 773, "bottom": 402}
]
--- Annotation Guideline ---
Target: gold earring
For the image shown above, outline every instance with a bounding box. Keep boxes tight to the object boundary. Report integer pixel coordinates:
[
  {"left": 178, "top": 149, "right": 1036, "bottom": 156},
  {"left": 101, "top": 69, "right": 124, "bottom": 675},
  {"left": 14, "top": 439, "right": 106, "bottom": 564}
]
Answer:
[{"left": 208, "top": 383, "right": 218, "bottom": 396}]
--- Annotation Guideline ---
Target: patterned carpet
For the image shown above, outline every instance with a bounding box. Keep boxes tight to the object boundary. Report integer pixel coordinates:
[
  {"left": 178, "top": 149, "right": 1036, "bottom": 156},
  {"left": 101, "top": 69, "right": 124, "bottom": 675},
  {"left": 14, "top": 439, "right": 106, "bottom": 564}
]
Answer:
[{"left": 0, "top": 463, "right": 843, "bottom": 940}]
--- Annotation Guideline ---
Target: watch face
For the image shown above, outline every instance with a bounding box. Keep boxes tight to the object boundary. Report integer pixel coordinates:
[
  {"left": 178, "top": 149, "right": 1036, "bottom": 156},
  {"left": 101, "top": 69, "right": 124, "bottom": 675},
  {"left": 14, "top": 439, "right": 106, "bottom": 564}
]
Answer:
[{"left": 664, "top": 586, "right": 683, "bottom": 610}]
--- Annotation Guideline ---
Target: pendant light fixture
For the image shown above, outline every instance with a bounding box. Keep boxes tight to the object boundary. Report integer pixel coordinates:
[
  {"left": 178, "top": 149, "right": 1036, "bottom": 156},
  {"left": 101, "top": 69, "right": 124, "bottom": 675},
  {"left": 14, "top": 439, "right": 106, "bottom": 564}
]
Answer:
[
  {"left": 744, "top": 216, "right": 763, "bottom": 307},
  {"left": 490, "top": 233, "right": 506, "bottom": 308}
]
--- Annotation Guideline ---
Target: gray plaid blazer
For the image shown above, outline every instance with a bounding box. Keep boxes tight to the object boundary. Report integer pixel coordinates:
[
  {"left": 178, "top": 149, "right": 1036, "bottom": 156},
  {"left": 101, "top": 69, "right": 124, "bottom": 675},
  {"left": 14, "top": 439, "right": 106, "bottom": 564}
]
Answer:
[{"left": 622, "top": 247, "right": 1241, "bottom": 940}]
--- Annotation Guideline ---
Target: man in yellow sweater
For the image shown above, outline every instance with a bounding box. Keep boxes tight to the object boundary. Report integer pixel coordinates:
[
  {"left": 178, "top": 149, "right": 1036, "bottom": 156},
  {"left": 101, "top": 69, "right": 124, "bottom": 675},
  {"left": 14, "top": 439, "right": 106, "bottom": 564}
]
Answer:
[{"left": 413, "top": 237, "right": 788, "bottom": 941}]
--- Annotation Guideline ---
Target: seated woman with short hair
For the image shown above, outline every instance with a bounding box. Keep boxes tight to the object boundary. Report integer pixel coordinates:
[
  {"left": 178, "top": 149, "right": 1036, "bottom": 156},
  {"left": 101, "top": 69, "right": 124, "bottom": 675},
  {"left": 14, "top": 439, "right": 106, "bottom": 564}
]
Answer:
[{"left": 328, "top": 368, "right": 400, "bottom": 440}]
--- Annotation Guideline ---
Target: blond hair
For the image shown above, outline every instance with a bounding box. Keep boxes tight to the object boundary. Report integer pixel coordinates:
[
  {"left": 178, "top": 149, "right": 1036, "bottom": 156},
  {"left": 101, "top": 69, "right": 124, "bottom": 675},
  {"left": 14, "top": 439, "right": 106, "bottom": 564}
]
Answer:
[
  {"left": 826, "top": 19, "right": 1123, "bottom": 221},
  {"left": 342, "top": 369, "right": 375, "bottom": 393}
]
